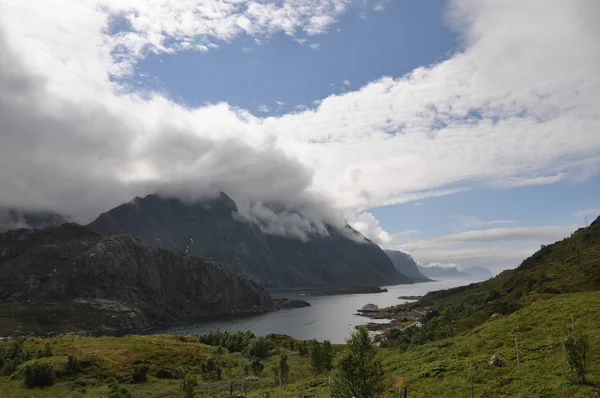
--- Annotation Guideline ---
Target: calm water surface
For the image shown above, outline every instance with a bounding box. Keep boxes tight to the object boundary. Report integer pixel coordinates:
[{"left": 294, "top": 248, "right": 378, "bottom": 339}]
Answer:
[{"left": 152, "top": 278, "right": 481, "bottom": 343}]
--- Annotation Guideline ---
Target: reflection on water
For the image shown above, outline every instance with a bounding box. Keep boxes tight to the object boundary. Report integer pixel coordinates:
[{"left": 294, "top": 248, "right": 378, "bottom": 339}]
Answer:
[{"left": 150, "top": 278, "right": 481, "bottom": 344}]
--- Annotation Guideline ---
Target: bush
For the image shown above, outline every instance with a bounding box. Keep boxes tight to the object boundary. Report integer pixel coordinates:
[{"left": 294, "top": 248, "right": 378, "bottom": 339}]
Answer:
[
  {"left": 107, "top": 383, "right": 132, "bottom": 398},
  {"left": 180, "top": 373, "right": 198, "bottom": 398},
  {"left": 199, "top": 357, "right": 222, "bottom": 381},
  {"left": 563, "top": 325, "right": 589, "bottom": 384},
  {"left": 66, "top": 354, "right": 80, "bottom": 373},
  {"left": 131, "top": 364, "right": 149, "bottom": 383},
  {"left": 1, "top": 358, "right": 17, "bottom": 376},
  {"left": 23, "top": 362, "right": 55, "bottom": 388},
  {"left": 156, "top": 366, "right": 186, "bottom": 379},
  {"left": 245, "top": 337, "right": 271, "bottom": 360}
]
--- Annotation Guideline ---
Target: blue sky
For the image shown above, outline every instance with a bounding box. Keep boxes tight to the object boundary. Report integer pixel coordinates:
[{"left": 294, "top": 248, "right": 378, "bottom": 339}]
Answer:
[
  {"left": 2, "top": 0, "right": 599, "bottom": 274},
  {"left": 128, "top": 0, "right": 456, "bottom": 115}
]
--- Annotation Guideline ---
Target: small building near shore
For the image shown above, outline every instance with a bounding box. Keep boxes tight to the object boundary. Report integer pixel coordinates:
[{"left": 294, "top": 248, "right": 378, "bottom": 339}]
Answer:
[{"left": 359, "top": 303, "right": 379, "bottom": 313}]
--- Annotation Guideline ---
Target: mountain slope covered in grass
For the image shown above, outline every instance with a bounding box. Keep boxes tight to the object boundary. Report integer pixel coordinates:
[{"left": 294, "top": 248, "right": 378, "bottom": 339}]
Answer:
[{"left": 398, "top": 216, "right": 600, "bottom": 331}]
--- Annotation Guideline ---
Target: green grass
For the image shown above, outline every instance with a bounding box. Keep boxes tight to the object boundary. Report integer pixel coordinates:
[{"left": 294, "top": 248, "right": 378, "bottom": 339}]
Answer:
[{"left": 0, "top": 292, "right": 598, "bottom": 397}]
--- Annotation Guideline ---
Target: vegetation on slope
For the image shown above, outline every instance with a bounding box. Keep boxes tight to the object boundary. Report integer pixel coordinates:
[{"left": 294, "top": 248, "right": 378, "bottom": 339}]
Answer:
[{"left": 0, "top": 291, "right": 598, "bottom": 397}]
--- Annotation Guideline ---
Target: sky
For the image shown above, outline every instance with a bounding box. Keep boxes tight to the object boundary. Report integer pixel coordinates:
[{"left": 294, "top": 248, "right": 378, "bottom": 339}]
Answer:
[{"left": 0, "top": 0, "right": 599, "bottom": 274}]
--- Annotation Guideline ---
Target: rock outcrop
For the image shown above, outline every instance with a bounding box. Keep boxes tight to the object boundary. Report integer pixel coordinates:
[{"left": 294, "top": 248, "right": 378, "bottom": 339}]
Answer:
[
  {"left": 0, "top": 224, "right": 274, "bottom": 335},
  {"left": 87, "top": 193, "right": 411, "bottom": 288}
]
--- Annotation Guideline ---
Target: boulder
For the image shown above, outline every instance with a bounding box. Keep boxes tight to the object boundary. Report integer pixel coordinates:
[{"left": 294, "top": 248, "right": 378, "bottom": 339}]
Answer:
[{"left": 489, "top": 356, "right": 506, "bottom": 367}]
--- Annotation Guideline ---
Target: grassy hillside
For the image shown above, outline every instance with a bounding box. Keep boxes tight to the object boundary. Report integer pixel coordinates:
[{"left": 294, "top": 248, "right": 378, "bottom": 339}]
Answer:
[
  {"left": 0, "top": 292, "right": 598, "bottom": 397},
  {"left": 386, "top": 217, "right": 600, "bottom": 332},
  {"left": 1, "top": 218, "right": 597, "bottom": 397}
]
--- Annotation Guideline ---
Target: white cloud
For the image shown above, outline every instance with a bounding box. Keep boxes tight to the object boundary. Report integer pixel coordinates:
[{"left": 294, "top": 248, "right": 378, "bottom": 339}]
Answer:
[
  {"left": 397, "top": 223, "right": 579, "bottom": 272},
  {"left": 490, "top": 173, "right": 566, "bottom": 188},
  {"left": 350, "top": 212, "right": 391, "bottom": 245},
  {"left": 343, "top": 80, "right": 351, "bottom": 86},
  {"left": 308, "top": 43, "right": 321, "bottom": 51},
  {"left": 404, "top": 225, "right": 578, "bottom": 248},
  {"left": 293, "top": 38, "right": 307, "bottom": 45},
  {"left": 572, "top": 208, "right": 600, "bottom": 218},
  {"left": 257, "top": 104, "right": 270, "bottom": 113},
  {"left": 0, "top": 0, "right": 599, "bottom": 248}
]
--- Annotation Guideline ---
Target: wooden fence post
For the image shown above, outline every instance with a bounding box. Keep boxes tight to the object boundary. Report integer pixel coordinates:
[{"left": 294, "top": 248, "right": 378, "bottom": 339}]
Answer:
[
  {"left": 470, "top": 363, "right": 474, "bottom": 398},
  {"left": 515, "top": 337, "right": 521, "bottom": 373}
]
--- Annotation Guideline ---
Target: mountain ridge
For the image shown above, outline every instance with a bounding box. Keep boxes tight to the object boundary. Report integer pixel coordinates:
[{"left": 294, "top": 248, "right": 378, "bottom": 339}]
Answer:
[
  {"left": 384, "top": 250, "right": 431, "bottom": 282},
  {"left": 87, "top": 193, "right": 411, "bottom": 288}
]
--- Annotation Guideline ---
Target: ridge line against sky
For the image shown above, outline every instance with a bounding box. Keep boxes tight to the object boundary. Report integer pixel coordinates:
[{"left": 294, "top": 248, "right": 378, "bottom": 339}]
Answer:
[{"left": 0, "top": 0, "right": 599, "bottom": 273}]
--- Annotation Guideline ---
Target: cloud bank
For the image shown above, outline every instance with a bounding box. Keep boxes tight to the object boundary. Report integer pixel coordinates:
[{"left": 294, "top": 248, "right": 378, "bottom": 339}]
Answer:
[{"left": 0, "top": 0, "right": 599, "bottom": 244}]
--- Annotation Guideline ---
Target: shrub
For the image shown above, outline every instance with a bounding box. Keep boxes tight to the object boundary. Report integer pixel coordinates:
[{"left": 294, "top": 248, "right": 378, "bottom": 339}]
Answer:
[
  {"left": 107, "top": 383, "right": 132, "bottom": 398},
  {"left": 1, "top": 358, "right": 17, "bottom": 376},
  {"left": 23, "top": 362, "right": 55, "bottom": 388},
  {"left": 66, "top": 354, "right": 80, "bottom": 373},
  {"left": 199, "top": 357, "right": 222, "bottom": 381},
  {"left": 563, "top": 325, "right": 589, "bottom": 384},
  {"left": 180, "top": 373, "right": 198, "bottom": 398},
  {"left": 245, "top": 336, "right": 271, "bottom": 360},
  {"left": 131, "top": 364, "right": 149, "bottom": 383}
]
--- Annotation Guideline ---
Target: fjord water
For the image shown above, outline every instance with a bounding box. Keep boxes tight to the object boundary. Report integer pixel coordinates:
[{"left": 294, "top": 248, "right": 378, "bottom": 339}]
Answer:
[{"left": 153, "top": 278, "right": 482, "bottom": 343}]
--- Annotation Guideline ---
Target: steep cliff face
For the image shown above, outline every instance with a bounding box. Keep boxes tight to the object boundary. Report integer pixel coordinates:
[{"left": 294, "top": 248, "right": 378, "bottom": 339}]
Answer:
[
  {"left": 88, "top": 193, "right": 410, "bottom": 288},
  {"left": 384, "top": 250, "right": 431, "bottom": 282},
  {"left": 0, "top": 224, "right": 273, "bottom": 334}
]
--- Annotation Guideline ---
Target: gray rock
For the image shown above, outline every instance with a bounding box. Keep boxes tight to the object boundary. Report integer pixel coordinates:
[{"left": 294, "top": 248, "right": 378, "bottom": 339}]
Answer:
[
  {"left": 0, "top": 224, "right": 274, "bottom": 334},
  {"left": 489, "top": 356, "right": 506, "bottom": 367}
]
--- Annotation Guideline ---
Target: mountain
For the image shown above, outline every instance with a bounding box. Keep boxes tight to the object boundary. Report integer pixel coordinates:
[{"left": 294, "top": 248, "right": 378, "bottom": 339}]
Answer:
[
  {"left": 0, "top": 208, "right": 68, "bottom": 232},
  {"left": 385, "top": 250, "right": 431, "bottom": 282},
  {"left": 87, "top": 193, "right": 411, "bottom": 288},
  {"left": 461, "top": 266, "right": 494, "bottom": 279},
  {"left": 405, "top": 216, "right": 600, "bottom": 330},
  {"left": 417, "top": 264, "right": 470, "bottom": 279},
  {"left": 0, "top": 223, "right": 276, "bottom": 335}
]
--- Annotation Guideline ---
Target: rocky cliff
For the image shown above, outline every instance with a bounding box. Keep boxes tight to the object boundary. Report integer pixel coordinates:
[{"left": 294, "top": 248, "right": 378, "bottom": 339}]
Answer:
[
  {"left": 88, "top": 193, "right": 411, "bottom": 288},
  {"left": 0, "top": 223, "right": 274, "bottom": 335}
]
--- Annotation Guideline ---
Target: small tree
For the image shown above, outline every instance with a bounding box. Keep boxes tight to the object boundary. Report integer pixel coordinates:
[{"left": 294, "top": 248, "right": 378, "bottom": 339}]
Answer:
[
  {"left": 180, "top": 373, "right": 198, "bottom": 398},
  {"left": 298, "top": 341, "right": 308, "bottom": 357},
  {"left": 250, "top": 357, "right": 264, "bottom": 375},
  {"left": 272, "top": 353, "right": 290, "bottom": 385},
  {"left": 310, "top": 340, "right": 323, "bottom": 373},
  {"left": 563, "top": 324, "right": 589, "bottom": 384},
  {"left": 321, "top": 340, "right": 334, "bottom": 371},
  {"left": 331, "top": 326, "right": 384, "bottom": 398}
]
